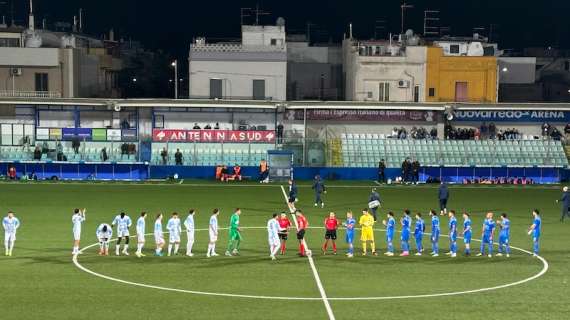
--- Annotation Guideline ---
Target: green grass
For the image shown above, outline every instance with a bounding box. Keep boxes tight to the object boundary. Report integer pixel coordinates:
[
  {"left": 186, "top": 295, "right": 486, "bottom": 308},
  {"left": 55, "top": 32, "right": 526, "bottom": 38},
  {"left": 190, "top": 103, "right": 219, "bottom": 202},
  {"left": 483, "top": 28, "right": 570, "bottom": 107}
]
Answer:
[{"left": 0, "top": 181, "right": 569, "bottom": 320}]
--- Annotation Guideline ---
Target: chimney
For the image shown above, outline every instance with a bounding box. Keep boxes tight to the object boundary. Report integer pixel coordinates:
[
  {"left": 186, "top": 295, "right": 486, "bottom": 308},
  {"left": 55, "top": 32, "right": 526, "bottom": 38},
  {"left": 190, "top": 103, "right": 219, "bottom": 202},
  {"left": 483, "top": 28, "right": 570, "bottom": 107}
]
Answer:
[
  {"left": 72, "top": 15, "right": 77, "bottom": 32},
  {"left": 109, "top": 29, "right": 115, "bottom": 42},
  {"left": 28, "top": 0, "right": 35, "bottom": 31},
  {"left": 79, "top": 8, "right": 83, "bottom": 33}
]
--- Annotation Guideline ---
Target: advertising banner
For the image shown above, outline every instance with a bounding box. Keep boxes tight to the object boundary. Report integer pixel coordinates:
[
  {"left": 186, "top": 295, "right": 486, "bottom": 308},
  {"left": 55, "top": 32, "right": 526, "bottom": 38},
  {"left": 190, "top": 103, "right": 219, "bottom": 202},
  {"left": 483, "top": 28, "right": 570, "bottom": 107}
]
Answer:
[
  {"left": 152, "top": 129, "right": 275, "bottom": 143},
  {"left": 92, "top": 129, "right": 107, "bottom": 141},
  {"left": 285, "top": 109, "right": 436, "bottom": 122},
  {"left": 107, "top": 129, "right": 122, "bottom": 141},
  {"left": 49, "top": 128, "right": 62, "bottom": 140},
  {"left": 453, "top": 110, "right": 570, "bottom": 123}
]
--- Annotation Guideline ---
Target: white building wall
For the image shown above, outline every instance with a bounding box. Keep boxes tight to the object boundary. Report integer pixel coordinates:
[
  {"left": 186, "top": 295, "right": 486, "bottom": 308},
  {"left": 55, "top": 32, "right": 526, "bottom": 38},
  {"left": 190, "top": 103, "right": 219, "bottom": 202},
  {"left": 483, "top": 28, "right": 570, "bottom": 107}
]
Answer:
[
  {"left": 242, "top": 25, "right": 286, "bottom": 47},
  {"left": 189, "top": 60, "right": 287, "bottom": 100},
  {"left": 344, "top": 45, "right": 427, "bottom": 102}
]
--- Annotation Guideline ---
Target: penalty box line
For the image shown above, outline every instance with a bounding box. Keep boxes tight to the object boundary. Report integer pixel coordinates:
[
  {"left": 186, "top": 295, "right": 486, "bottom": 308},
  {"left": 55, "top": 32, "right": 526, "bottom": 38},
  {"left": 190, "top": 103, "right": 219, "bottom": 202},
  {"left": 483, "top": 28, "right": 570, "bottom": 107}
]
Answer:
[{"left": 280, "top": 185, "right": 336, "bottom": 320}]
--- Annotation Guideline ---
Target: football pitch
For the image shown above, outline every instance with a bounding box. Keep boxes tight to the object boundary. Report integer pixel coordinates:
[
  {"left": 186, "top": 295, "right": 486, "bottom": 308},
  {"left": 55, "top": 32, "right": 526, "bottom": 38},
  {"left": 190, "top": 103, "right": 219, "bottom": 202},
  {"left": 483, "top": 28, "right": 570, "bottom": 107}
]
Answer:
[{"left": 0, "top": 181, "right": 569, "bottom": 320}]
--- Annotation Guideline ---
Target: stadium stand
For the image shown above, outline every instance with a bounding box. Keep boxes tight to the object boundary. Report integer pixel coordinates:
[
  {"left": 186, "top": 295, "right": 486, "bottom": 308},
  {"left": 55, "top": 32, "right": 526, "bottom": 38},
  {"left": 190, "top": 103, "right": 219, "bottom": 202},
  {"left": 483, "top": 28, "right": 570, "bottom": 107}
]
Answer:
[
  {"left": 150, "top": 143, "right": 273, "bottom": 166},
  {"left": 340, "top": 134, "right": 569, "bottom": 168}
]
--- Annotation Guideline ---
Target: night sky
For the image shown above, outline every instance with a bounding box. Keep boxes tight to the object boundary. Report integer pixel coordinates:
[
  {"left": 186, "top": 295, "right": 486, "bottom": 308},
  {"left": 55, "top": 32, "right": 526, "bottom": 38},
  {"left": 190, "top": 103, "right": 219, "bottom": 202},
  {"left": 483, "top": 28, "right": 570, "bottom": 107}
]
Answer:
[{"left": 3, "top": 0, "right": 570, "bottom": 58}]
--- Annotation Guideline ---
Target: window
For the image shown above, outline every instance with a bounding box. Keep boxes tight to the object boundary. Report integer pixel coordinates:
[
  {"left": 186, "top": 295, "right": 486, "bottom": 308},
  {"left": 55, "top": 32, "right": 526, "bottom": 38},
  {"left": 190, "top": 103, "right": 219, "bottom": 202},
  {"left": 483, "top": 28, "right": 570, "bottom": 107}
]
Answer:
[
  {"left": 253, "top": 79, "right": 266, "bottom": 100},
  {"left": 414, "top": 85, "right": 420, "bottom": 102},
  {"left": 379, "top": 82, "right": 390, "bottom": 102},
  {"left": 35, "top": 73, "right": 49, "bottom": 92},
  {"left": 450, "top": 44, "right": 460, "bottom": 54},
  {"left": 0, "top": 38, "right": 20, "bottom": 47},
  {"left": 454, "top": 82, "right": 468, "bottom": 102},
  {"left": 270, "top": 39, "right": 277, "bottom": 46},
  {"left": 565, "top": 61, "right": 570, "bottom": 71},
  {"left": 209, "top": 79, "right": 223, "bottom": 99},
  {"left": 429, "top": 87, "right": 436, "bottom": 97}
]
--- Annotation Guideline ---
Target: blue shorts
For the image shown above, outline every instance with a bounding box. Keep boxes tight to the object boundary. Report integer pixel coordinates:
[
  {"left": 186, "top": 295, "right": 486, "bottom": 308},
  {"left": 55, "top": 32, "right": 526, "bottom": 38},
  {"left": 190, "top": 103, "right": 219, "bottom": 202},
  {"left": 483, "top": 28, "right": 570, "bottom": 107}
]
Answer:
[
  {"left": 449, "top": 233, "right": 457, "bottom": 242},
  {"left": 386, "top": 234, "right": 394, "bottom": 243},
  {"left": 414, "top": 233, "right": 423, "bottom": 241},
  {"left": 431, "top": 230, "right": 440, "bottom": 242},
  {"left": 345, "top": 232, "right": 354, "bottom": 244},
  {"left": 482, "top": 234, "right": 493, "bottom": 243},
  {"left": 533, "top": 233, "right": 540, "bottom": 241},
  {"left": 499, "top": 234, "right": 509, "bottom": 244},
  {"left": 463, "top": 232, "right": 472, "bottom": 244},
  {"left": 401, "top": 230, "right": 410, "bottom": 241}
]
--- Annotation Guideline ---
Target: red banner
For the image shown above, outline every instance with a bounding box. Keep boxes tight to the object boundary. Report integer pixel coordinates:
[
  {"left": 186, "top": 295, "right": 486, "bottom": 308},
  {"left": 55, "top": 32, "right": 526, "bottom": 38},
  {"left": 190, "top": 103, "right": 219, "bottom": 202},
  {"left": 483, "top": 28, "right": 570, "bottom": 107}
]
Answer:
[{"left": 152, "top": 129, "right": 275, "bottom": 143}]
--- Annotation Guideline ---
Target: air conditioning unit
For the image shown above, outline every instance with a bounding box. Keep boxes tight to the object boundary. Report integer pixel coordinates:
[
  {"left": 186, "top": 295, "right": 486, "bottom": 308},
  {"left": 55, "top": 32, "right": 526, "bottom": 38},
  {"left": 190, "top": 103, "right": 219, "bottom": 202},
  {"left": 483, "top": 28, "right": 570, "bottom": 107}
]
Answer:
[
  {"left": 10, "top": 68, "right": 22, "bottom": 76},
  {"left": 397, "top": 80, "right": 410, "bottom": 88}
]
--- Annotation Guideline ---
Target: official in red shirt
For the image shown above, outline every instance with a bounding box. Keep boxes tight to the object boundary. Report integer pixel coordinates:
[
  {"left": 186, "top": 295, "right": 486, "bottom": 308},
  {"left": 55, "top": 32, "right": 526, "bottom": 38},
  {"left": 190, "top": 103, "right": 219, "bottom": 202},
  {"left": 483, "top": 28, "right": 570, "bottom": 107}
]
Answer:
[
  {"left": 296, "top": 211, "right": 309, "bottom": 257},
  {"left": 322, "top": 212, "right": 339, "bottom": 255},
  {"left": 8, "top": 165, "right": 16, "bottom": 180},
  {"left": 277, "top": 212, "right": 291, "bottom": 255},
  {"left": 232, "top": 164, "right": 242, "bottom": 181}
]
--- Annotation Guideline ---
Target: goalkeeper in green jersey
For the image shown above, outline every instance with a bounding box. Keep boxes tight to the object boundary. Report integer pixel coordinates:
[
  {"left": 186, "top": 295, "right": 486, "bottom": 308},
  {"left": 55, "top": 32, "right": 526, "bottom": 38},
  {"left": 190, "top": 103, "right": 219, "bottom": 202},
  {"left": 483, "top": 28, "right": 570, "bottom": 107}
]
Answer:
[{"left": 225, "top": 208, "right": 242, "bottom": 256}]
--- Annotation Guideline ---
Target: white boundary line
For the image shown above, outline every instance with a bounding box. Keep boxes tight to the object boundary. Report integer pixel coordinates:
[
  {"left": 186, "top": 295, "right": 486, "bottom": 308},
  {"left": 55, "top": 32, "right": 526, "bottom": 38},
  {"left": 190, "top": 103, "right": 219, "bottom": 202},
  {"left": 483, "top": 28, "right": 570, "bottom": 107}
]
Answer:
[
  {"left": 73, "top": 227, "right": 548, "bottom": 302},
  {"left": 280, "top": 185, "right": 336, "bottom": 320}
]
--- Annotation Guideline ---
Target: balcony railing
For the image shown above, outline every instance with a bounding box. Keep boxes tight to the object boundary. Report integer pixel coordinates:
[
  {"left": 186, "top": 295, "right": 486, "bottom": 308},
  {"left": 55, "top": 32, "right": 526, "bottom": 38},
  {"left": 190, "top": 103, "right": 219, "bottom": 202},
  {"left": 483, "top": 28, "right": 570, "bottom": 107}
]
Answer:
[{"left": 0, "top": 91, "right": 62, "bottom": 98}]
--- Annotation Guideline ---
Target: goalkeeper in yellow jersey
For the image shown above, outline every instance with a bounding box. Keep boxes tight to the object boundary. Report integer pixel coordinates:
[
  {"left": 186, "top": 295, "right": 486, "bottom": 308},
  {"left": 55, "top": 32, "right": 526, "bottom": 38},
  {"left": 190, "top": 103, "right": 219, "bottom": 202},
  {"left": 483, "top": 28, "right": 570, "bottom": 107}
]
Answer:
[{"left": 359, "top": 208, "right": 377, "bottom": 256}]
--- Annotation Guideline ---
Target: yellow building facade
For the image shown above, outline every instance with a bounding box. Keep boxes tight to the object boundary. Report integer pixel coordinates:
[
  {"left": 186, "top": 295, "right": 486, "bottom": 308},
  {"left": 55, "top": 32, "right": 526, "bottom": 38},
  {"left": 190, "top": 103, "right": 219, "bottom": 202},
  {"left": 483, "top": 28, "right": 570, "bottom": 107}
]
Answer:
[{"left": 426, "top": 47, "right": 497, "bottom": 103}]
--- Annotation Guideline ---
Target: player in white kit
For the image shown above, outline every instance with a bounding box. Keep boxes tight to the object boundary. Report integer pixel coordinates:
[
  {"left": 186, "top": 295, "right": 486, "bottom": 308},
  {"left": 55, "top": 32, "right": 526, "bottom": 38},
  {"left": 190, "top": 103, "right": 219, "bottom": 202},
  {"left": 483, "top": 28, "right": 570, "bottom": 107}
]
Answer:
[
  {"left": 72, "top": 208, "right": 86, "bottom": 255},
  {"left": 3, "top": 211, "right": 20, "bottom": 256},
  {"left": 154, "top": 213, "right": 165, "bottom": 256},
  {"left": 112, "top": 212, "right": 132, "bottom": 256},
  {"left": 207, "top": 209, "right": 220, "bottom": 257},
  {"left": 96, "top": 223, "right": 113, "bottom": 256},
  {"left": 167, "top": 212, "right": 182, "bottom": 256},
  {"left": 184, "top": 209, "right": 196, "bottom": 256},
  {"left": 135, "top": 212, "right": 147, "bottom": 258},
  {"left": 267, "top": 213, "right": 281, "bottom": 260}
]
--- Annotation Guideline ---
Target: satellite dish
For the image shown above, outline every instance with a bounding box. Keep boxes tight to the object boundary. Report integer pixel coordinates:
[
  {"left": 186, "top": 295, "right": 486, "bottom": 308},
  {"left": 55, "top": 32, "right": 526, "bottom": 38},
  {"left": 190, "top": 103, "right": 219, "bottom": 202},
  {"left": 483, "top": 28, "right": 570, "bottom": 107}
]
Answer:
[
  {"left": 276, "top": 17, "right": 286, "bottom": 27},
  {"left": 114, "top": 105, "right": 122, "bottom": 112}
]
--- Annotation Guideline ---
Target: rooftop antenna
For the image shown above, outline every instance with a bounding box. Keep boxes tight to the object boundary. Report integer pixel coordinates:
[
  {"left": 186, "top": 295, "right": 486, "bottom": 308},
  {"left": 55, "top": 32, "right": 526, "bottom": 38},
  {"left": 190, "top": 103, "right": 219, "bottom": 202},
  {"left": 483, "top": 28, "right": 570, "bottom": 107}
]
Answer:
[
  {"left": 349, "top": 23, "right": 353, "bottom": 39},
  {"left": 240, "top": 7, "right": 251, "bottom": 26},
  {"left": 400, "top": 1, "right": 414, "bottom": 34},
  {"left": 253, "top": 3, "right": 270, "bottom": 26},
  {"left": 423, "top": 10, "right": 440, "bottom": 37},
  {"left": 306, "top": 21, "right": 315, "bottom": 43},
  {"left": 374, "top": 18, "right": 387, "bottom": 39},
  {"left": 79, "top": 8, "right": 83, "bottom": 33},
  {"left": 28, "top": 0, "right": 34, "bottom": 31}
]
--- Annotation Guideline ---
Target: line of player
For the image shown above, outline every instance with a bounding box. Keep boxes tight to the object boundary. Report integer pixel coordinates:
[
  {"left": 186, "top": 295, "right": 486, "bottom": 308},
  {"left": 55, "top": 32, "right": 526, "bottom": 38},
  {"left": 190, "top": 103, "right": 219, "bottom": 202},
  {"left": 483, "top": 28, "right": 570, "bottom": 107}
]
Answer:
[
  {"left": 290, "top": 208, "right": 543, "bottom": 258},
  {"left": 71, "top": 208, "right": 245, "bottom": 258},
  {"left": 0, "top": 206, "right": 544, "bottom": 260}
]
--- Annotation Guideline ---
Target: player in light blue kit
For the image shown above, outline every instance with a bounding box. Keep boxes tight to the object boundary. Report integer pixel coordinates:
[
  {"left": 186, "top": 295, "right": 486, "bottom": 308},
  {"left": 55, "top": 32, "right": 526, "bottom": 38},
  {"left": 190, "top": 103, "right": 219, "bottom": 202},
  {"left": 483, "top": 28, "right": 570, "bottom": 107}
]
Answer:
[
  {"left": 154, "top": 213, "right": 165, "bottom": 256},
  {"left": 344, "top": 211, "right": 356, "bottom": 258},
  {"left": 399, "top": 209, "right": 412, "bottom": 256},
  {"left": 413, "top": 212, "right": 425, "bottom": 256},
  {"left": 96, "top": 223, "right": 112, "bottom": 256},
  {"left": 112, "top": 212, "right": 132, "bottom": 256},
  {"left": 461, "top": 212, "right": 472, "bottom": 256},
  {"left": 477, "top": 212, "right": 495, "bottom": 258},
  {"left": 446, "top": 210, "right": 458, "bottom": 258},
  {"left": 429, "top": 210, "right": 440, "bottom": 257},
  {"left": 382, "top": 211, "right": 396, "bottom": 256},
  {"left": 527, "top": 209, "right": 541, "bottom": 257},
  {"left": 496, "top": 213, "right": 511, "bottom": 257},
  {"left": 135, "top": 212, "right": 147, "bottom": 258},
  {"left": 3, "top": 211, "right": 20, "bottom": 256},
  {"left": 166, "top": 212, "right": 182, "bottom": 256},
  {"left": 72, "top": 208, "right": 86, "bottom": 255}
]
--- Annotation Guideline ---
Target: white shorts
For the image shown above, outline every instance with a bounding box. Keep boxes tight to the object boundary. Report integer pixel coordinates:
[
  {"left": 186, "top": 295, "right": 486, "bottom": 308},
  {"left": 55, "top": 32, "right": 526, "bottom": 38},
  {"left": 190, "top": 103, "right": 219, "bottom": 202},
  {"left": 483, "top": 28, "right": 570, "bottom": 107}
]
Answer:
[
  {"left": 209, "top": 231, "right": 218, "bottom": 242},
  {"left": 5, "top": 232, "right": 16, "bottom": 242},
  {"left": 187, "top": 231, "right": 195, "bottom": 243},
  {"left": 154, "top": 233, "right": 165, "bottom": 244},
  {"left": 169, "top": 233, "right": 181, "bottom": 243},
  {"left": 97, "top": 236, "right": 109, "bottom": 243},
  {"left": 117, "top": 230, "right": 130, "bottom": 238},
  {"left": 137, "top": 233, "right": 145, "bottom": 242},
  {"left": 73, "top": 230, "right": 81, "bottom": 241},
  {"left": 268, "top": 237, "right": 280, "bottom": 247}
]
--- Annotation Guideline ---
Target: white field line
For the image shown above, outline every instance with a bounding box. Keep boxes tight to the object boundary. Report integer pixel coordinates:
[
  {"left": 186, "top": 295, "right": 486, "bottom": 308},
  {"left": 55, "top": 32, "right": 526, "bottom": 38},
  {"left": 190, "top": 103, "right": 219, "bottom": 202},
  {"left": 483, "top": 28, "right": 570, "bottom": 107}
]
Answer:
[
  {"left": 280, "top": 185, "right": 336, "bottom": 320},
  {"left": 73, "top": 229, "right": 548, "bottom": 302}
]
